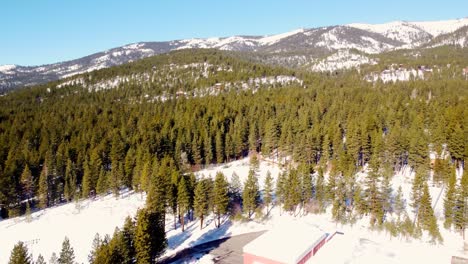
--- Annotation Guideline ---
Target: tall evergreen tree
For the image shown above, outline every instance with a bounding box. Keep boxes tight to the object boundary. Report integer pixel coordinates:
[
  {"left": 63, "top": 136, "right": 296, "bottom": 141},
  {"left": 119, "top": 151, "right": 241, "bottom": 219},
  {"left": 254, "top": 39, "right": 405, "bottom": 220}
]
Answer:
[
  {"left": 213, "top": 172, "right": 229, "bottom": 228},
  {"left": 38, "top": 164, "right": 49, "bottom": 209},
  {"left": 300, "top": 164, "right": 313, "bottom": 206},
  {"left": 394, "top": 186, "right": 405, "bottom": 220},
  {"left": 20, "top": 165, "right": 33, "bottom": 202},
  {"left": 134, "top": 208, "right": 166, "bottom": 264},
  {"left": 444, "top": 168, "right": 457, "bottom": 228},
  {"left": 229, "top": 172, "right": 242, "bottom": 208},
  {"left": 96, "top": 169, "right": 109, "bottom": 195},
  {"left": 243, "top": 169, "right": 259, "bottom": 218},
  {"left": 453, "top": 170, "right": 467, "bottom": 237},
  {"left": 8, "top": 241, "right": 31, "bottom": 264},
  {"left": 194, "top": 178, "right": 210, "bottom": 229},
  {"left": 58, "top": 237, "right": 75, "bottom": 264},
  {"left": 417, "top": 182, "right": 442, "bottom": 243},
  {"left": 315, "top": 167, "right": 326, "bottom": 211},
  {"left": 177, "top": 176, "right": 190, "bottom": 231},
  {"left": 121, "top": 216, "right": 136, "bottom": 264},
  {"left": 263, "top": 171, "right": 273, "bottom": 214},
  {"left": 63, "top": 159, "right": 76, "bottom": 202}
]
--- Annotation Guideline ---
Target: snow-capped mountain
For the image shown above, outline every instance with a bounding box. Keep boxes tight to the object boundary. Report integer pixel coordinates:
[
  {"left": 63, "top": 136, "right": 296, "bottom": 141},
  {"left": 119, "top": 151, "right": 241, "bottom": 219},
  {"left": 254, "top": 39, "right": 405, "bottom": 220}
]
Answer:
[
  {"left": 425, "top": 25, "right": 468, "bottom": 48},
  {"left": 1, "top": 18, "right": 467, "bottom": 91}
]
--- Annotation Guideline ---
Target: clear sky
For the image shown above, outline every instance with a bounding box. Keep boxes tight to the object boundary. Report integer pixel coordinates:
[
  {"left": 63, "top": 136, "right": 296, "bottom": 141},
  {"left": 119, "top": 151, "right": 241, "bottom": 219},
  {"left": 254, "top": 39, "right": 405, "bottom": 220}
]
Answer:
[{"left": 1, "top": 0, "right": 467, "bottom": 66}]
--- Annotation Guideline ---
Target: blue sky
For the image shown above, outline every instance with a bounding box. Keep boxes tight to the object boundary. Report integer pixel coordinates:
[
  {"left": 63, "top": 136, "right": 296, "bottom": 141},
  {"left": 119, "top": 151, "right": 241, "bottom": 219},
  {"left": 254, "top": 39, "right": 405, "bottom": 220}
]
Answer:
[{"left": 1, "top": 0, "right": 467, "bottom": 66}]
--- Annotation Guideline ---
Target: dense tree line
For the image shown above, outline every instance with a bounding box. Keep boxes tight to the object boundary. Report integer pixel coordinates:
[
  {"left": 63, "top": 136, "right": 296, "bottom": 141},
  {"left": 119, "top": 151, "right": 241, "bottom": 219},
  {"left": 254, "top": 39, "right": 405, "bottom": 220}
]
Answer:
[{"left": 2, "top": 49, "right": 467, "bottom": 258}]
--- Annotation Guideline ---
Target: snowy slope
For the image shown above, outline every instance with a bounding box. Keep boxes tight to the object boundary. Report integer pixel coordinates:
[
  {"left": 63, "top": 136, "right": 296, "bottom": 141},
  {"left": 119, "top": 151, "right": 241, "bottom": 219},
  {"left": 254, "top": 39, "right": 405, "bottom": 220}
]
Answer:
[
  {"left": 2, "top": 18, "right": 467, "bottom": 91},
  {"left": 311, "top": 49, "right": 377, "bottom": 72},
  {"left": 348, "top": 21, "right": 432, "bottom": 47},
  {"left": 413, "top": 18, "right": 468, "bottom": 37},
  {"left": 0, "top": 192, "right": 146, "bottom": 264},
  {"left": 348, "top": 18, "right": 468, "bottom": 46}
]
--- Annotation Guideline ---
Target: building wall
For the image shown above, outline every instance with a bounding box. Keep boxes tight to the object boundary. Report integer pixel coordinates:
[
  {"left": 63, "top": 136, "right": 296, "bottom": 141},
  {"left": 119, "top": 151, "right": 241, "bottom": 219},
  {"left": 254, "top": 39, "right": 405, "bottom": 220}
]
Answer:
[{"left": 243, "top": 253, "right": 285, "bottom": 264}]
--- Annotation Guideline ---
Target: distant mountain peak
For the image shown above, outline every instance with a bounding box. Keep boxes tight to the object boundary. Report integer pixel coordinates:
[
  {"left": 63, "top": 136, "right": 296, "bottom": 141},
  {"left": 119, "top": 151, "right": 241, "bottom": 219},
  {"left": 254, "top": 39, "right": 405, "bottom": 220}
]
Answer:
[{"left": 2, "top": 18, "right": 467, "bottom": 91}]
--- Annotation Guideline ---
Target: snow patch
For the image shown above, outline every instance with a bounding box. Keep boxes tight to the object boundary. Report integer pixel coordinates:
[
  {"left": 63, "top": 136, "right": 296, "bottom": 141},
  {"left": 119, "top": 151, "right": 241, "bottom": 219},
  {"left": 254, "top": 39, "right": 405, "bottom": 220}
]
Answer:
[
  {"left": 258, "top": 28, "right": 304, "bottom": 45},
  {"left": 0, "top": 64, "right": 17, "bottom": 74}
]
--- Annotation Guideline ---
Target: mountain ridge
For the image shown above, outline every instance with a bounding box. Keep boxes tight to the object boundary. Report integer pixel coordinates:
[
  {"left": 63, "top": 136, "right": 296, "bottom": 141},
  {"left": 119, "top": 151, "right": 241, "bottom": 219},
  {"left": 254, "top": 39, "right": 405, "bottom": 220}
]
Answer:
[{"left": 1, "top": 17, "right": 467, "bottom": 91}]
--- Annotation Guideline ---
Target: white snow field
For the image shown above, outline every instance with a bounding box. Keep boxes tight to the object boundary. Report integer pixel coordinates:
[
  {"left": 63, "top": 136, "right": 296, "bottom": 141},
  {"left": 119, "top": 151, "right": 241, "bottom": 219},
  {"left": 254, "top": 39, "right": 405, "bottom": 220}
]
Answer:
[
  {"left": 1, "top": 156, "right": 466, "bottom": 263},
  {"left": 0, "top": 192, "right": 146, "bottom": 264}
]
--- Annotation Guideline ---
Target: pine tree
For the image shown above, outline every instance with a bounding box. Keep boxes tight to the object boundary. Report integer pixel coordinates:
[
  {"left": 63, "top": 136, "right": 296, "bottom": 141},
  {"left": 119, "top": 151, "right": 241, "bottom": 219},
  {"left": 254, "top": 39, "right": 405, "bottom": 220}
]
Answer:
[
  {"left": 168, "top": 170, "right": 179, "bottom": 230},
  {"left": 177, "top": 176, "right": 190, "bottom": 231},
  {"left": 229, "top": 172, "right": 242, "bottom": 208},
  {"left": 49, "top": 253, "right": 58, "bottom": 264},
  {"left": 300, "top": 164, "right": 313, "bottom": 206},
  {"left": 243, "top": 169, "right": 259, "bottom": 218},
  {"left": 248, "top": 122, "right": 258, "bottom": 152},
  {"left": 263, "top": 171, "right": 273, "bottom": 214},
  {"left": 453, "top": 170, "right": 467, "bottom": 237},
  {"left": 139, "top": 159, "right": 151, "bottom": 193},
  {"left": 417, "top": 182, "right": 442, "bottom": 243},
  {"left": 146, "top": 158, "right": 167, "bottom": 215},
  {"left": 381, "top": 174, "right": 393, "bottom": 215},
  {"left": 394, "top": 186, "right": 405, "bottom": 220},
  {"left": 63, "top": 159, "right": 76, "bottom": 202},
  {"left": 262, "top": 118, "right": 278, "bottom": 158},
  {"left": 411, "top": 167, "right": 427, "bottom": 214},
  {"left": 58, "top": 237, "right": 75, "bottom": 264},
  {"left": 134, "top": 208, "right": 166, "bottom": 264},
  {"left": 88, "top": 233, "right": 101, "bottom": 264},
  {"left": 443, "top": 168, "right": 456, "bottom": 228},
  {"left": 353, "top": 184, "right": 364, "bottom": 215},
  {"left": 365, "top": 155, "right": 383, "bottom": 225},
  {"left": 213, "top": 172, "right": 229, "bottom": 228},
  {"left": 215, "top": 130, "right": 224, "bottom": 164},
  {"left": 194, "top": 178, "right": 209, "bottom": 229},
  {"left": 275, "top": 172, "right": 287, "bottom": 213},
  {"left": 284, "top": 168, "right": 302, "bottom": 213},
  {"left": 38, "top": 164, "right": 49, "bottom": 209},
  {"left": 8, "top": 241, "right": 31, "bottom": 264},
  {"left": 20, "top": 165, "right": 33, "bottom": 201},
  {"left": 121, "top": 216, "right": 136, "bottom": 264},
  {"left": 96, "top": 169, "right": 109, "bottom": 195},
  {"left": 331, "top": 178, "right": 347, "bottom": 223},
  {"left": 315, "top": 167, "right": 326, "bottom": 211},
  {"left": 81, "top": 160, "right": 92, "bottom": 198},
  {"left": 35, "top": 255, "right": 46, "bottom": 264}
]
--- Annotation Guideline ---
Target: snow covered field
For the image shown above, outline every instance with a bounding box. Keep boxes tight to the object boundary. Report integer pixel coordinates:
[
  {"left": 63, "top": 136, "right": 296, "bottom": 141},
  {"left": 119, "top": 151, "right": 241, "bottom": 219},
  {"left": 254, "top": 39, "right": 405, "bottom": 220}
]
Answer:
[
  {"left": 1, "top": 157, "right": 466, "bottom": 264},
  {"left": 0, "top": 193, "right": 146, "bottom": 264}
]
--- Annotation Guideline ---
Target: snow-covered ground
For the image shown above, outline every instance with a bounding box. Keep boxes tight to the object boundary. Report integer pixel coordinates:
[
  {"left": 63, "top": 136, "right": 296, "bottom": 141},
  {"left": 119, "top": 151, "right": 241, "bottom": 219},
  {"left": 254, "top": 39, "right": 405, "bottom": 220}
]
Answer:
[
  {"left": 1, "top": 157, "right": 466, "bottom": 264},
  {"left": 0, "top": 192, "right": 146, "bottom": 264}
]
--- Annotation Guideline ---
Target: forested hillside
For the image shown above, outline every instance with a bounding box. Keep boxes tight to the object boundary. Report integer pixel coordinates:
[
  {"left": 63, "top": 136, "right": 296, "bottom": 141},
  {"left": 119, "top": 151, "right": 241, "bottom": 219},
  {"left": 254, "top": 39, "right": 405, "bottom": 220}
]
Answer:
[{"left": 0, "top": 49, "right": 467, "bottom": 261}]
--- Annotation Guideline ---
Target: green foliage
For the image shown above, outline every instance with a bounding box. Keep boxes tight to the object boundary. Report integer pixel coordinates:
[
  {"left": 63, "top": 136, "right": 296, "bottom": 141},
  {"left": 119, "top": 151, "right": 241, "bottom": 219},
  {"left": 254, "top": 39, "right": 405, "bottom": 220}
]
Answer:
[
  {"left": 444, "top": 168, "right": 456, "bottom": 228},
  {"left": 242, "top": 169, "right": 259, "bottom": 218},
  {"left": 394, "top": 186, "right": 405, "bottom": 219},
  {"left": 177, "top": 176, "right": 190, "bottom": 231},
  {"left": 263, "top": 171, "right": 273, "bottom": 213},
  {"left": 134, "top": 208, "right": 166, "bottom": 264},
  {"left": 194, "top": 178, "right": 210, "bottom": 229},
  {"left": 38, "top": 165, "right": 49, "bottom": 209},
  {"left": 417, "top": 182, "right": 443, "bottom": 243},
  {"left": 8, "top": 241, "right": 32, "bottom": 264},
  {"left": 58, "top": 237, "right": 75, "bottom": 264},
  {"left": 213, "top": 172, "right": 229, "bottom": 227}
]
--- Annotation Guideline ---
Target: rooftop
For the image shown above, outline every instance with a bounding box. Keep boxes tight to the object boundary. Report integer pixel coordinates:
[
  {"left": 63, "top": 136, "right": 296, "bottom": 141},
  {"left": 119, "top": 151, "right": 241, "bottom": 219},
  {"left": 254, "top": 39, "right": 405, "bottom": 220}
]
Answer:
[{"left": 243, "top": 221, "right": 327, "bottom": 264}]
